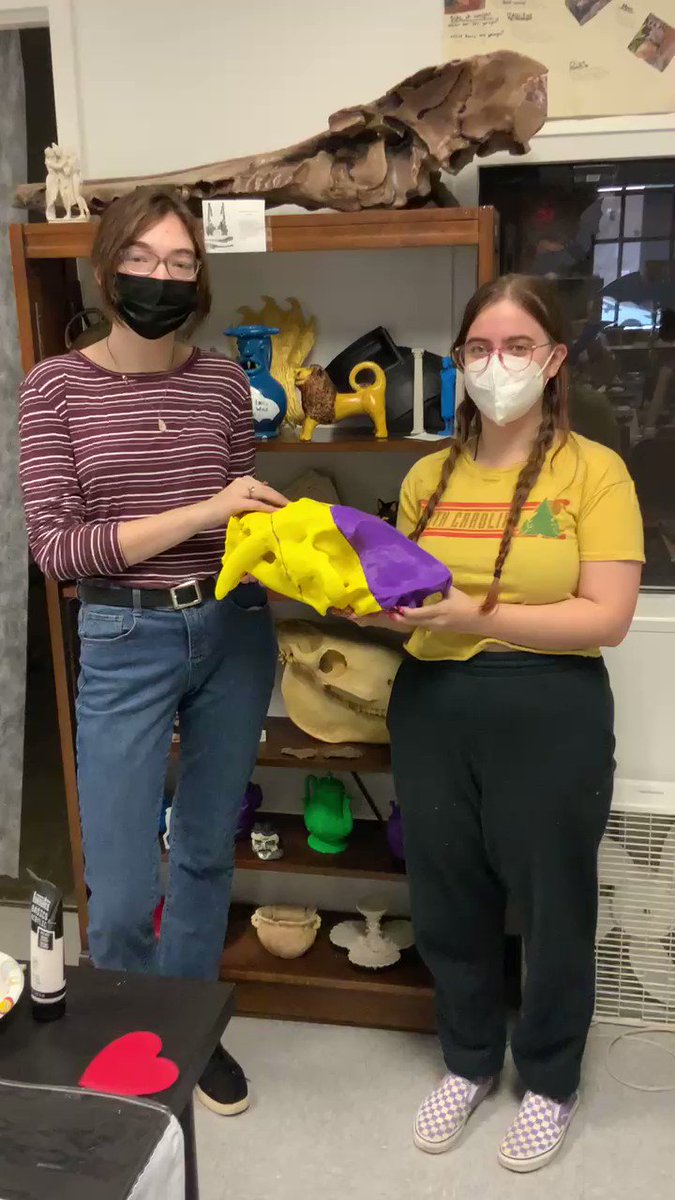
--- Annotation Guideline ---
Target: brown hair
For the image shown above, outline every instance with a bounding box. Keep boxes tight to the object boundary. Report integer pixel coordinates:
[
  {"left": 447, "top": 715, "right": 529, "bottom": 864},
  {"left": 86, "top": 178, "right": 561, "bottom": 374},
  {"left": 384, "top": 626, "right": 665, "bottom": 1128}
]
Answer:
[
  {"left": 91, "top": 186, "right": 211, "bottom": 334},
  {"left": 411, "top": 274, "right": 570, "bottom": 613}
]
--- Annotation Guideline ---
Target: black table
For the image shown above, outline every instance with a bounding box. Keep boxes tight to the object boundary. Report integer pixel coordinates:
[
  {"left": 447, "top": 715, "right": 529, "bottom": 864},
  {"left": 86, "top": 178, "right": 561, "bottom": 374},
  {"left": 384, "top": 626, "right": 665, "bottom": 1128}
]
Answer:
[{"left": 0, "top": 966, "right": 235, "bottom": 1199}]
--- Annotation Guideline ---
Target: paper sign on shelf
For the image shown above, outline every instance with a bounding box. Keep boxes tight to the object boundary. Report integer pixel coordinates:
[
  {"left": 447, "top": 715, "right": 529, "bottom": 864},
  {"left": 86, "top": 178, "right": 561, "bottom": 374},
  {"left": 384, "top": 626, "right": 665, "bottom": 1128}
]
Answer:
[{"left": 201, "top": 199, "right": 267, "bottom": 254}]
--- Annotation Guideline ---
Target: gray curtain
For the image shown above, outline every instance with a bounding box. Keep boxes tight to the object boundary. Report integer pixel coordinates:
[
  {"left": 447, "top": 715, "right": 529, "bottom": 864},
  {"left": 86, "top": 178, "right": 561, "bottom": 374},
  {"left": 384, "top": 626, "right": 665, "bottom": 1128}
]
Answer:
[{"left": 0, "top": 31, "right": 28, "bottom": 877}]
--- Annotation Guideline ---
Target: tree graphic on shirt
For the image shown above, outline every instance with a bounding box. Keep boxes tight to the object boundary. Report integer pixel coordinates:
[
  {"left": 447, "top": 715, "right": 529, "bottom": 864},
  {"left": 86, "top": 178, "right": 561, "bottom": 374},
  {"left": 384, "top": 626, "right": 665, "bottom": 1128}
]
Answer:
[{"left": 520, "top": 500, "right": 561, "bottom": 539}]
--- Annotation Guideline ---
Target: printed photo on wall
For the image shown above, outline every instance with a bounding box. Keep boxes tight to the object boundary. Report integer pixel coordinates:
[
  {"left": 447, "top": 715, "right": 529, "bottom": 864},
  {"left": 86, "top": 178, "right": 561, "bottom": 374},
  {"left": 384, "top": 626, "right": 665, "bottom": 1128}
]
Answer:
[
  {"left": 565, "top": 0, "right": 611, "bottom": 26},
  {"left": 629, "top": 13, "right": 675, "bottom": 73},
  {"left": 444, "top": 0, "right": 485, "bottom": 12},
  {"left": 203, "top": 202, "right": 233, "bottom": 249}
]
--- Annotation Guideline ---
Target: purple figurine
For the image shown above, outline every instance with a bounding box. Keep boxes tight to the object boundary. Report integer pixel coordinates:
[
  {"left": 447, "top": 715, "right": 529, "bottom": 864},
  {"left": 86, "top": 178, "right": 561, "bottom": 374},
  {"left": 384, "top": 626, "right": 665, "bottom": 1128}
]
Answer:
[
  {"left": 386, "top": 801, "right": 405, "bottom": 863},
  {"left": 235, "top": 782, "right": 263, "bottom": 842}
]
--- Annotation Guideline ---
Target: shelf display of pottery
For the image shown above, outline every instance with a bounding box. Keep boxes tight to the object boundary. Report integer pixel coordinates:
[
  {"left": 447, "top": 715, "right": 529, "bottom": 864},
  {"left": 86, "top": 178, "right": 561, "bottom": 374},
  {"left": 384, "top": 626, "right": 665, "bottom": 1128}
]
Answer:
[
  {"left": 326, "top": 326, "right": 445, "bottom": 435},
  {"left": 251, "top": 905, "right": 321, "bottom": 959},
  {"left": 330, "top": 895, "right": 414, "bottom": 969},
  {"left": 304, "top": 774, "right": 353, "bottom": 854}
]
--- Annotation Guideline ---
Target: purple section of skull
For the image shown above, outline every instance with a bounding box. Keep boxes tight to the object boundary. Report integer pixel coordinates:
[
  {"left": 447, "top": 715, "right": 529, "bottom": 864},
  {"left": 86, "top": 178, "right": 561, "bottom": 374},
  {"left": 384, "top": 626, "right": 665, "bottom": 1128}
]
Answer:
[{"left": 331, "top": 505, "right": 451, "bottom": 610}]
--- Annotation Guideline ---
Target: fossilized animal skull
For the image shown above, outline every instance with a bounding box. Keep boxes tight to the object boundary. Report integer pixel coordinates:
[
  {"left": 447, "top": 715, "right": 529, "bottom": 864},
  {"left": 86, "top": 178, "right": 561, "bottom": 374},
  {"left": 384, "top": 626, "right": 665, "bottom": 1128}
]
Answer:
[
  {"left": 16, "top": 51, "right": 547, "bottom": 214},
  {"left": 277, "top": 620, "right": 402, "bottom": 744}
]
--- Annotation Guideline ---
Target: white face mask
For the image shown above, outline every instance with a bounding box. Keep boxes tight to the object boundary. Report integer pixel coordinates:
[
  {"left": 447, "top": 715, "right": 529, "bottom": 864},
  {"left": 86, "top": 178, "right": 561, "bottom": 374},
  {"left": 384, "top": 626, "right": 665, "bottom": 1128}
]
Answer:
[{"left": 464, "top": 352, "right": 555, "bottom": 427}]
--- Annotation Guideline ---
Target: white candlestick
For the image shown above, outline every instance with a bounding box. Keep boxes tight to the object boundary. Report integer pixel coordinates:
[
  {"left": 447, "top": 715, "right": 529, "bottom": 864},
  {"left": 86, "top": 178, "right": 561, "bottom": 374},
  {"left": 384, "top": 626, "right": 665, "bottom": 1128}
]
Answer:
[
  {"left": 406, "top": 346, "right": 446, "bottom": 442},
  {"left": 410, "top": 347, "right": 425, "bottom": 437}
]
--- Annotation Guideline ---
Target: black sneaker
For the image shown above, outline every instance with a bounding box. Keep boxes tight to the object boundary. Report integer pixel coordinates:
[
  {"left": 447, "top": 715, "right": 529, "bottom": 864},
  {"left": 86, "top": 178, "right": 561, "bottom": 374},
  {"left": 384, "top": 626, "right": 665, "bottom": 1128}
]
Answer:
[{"left": 195, "top": 1044, "right": 249, "bottom": 1116}]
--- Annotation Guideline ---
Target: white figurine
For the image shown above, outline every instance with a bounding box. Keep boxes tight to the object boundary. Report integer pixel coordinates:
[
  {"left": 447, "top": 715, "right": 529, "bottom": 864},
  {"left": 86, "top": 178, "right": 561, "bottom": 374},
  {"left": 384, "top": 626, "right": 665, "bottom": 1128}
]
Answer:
[
  {"left": 330, "top": 894, "right": 414, "bottom": 969},
  {"left": 44, "top": 144, "right": 90, "bottom": 222}
]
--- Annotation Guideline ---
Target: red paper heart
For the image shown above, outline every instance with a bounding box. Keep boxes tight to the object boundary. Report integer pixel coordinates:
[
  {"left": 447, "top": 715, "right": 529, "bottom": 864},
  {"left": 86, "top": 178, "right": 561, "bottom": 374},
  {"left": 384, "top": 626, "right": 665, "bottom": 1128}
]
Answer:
[{"left": 79, "top": 1032, "right": 179, "bottom": 1096}]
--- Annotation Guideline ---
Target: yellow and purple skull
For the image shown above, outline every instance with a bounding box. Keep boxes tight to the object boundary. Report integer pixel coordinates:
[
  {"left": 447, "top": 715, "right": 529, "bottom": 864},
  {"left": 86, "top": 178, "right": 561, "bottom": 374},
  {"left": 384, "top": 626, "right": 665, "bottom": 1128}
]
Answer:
[{"left": 215, "top": 498, "right": 452, "bottom": 616}]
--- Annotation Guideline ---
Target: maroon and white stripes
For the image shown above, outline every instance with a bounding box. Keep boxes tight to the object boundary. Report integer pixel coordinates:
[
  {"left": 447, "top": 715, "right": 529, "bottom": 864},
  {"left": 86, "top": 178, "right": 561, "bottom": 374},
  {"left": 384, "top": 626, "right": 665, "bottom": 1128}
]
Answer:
[{"left": 19, "top": 349, "right": 255, "bottom": 586}]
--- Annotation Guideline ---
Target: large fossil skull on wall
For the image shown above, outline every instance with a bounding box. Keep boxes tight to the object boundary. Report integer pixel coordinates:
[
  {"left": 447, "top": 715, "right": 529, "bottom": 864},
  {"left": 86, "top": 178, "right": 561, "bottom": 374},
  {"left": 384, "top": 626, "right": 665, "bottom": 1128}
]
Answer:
[
  {"left": 15, "top": 51, "right": 547, "bottom": 214},
  {"left": 277, "top": 620, "right": 402, "bottom": 744}
]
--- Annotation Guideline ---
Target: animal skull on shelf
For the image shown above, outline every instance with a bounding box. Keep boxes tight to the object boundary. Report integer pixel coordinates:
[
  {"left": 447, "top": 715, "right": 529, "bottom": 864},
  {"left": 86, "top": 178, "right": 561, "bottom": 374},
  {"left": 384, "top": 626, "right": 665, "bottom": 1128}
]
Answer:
[{"left": 277, "top": 619, "right": 402, "bottom": 744}]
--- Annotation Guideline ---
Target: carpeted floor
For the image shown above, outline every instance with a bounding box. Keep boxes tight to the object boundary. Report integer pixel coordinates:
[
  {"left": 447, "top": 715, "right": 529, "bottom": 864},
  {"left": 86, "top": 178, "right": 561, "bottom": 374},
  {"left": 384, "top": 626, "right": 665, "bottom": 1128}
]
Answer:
[{"left": 195, "top": 1017, "right": 675, "bottom": 1200}]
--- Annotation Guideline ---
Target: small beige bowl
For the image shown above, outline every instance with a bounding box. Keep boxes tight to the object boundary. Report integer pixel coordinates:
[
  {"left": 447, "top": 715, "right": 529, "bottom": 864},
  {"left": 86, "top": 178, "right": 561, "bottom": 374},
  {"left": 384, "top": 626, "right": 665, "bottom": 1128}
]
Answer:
[{"left": 251, "top": 905, "right": 321, "bottom": 959}]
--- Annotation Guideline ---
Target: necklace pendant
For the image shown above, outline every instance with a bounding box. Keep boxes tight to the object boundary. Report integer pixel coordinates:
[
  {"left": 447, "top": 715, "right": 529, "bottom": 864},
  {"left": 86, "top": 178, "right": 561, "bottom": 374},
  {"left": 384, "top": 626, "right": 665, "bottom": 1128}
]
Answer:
[{"left": 158, "top": 417, "right": 168, "bottom": 433}]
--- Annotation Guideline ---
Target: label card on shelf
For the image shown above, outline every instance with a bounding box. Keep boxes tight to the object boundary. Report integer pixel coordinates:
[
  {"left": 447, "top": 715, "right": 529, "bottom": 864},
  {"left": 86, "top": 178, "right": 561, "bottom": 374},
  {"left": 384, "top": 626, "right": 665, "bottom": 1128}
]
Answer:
[{"left": 202, "top": 200, "right": 267, "bottom": 254}]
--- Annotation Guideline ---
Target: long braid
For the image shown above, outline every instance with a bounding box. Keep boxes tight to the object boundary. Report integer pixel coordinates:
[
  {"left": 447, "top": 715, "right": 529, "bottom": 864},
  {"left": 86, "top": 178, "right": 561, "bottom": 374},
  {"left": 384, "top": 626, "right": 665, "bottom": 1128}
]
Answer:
[
  {"left": 480, "top": 403, "right": 556, "bottom": 614},
  {"left": 410, "top": 400, "right": 478, "bottom": 542}
]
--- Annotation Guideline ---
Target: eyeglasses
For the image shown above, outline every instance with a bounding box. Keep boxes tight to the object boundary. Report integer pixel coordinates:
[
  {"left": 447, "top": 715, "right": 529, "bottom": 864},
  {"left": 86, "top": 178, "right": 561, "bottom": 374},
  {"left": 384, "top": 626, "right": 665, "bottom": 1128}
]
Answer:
[
  {"left": 119, "top": 244, "right": 201, "bottom": 282},
  {"left": 455, "top": 342, "right": 553, "bottom": 375}
]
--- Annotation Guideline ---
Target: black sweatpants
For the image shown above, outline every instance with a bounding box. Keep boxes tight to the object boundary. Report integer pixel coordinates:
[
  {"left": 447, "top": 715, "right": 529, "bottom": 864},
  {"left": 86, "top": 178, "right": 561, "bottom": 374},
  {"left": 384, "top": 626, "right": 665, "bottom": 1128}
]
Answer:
[{"left": 388, "top": 651, "right": 615, "bottom": 1101}]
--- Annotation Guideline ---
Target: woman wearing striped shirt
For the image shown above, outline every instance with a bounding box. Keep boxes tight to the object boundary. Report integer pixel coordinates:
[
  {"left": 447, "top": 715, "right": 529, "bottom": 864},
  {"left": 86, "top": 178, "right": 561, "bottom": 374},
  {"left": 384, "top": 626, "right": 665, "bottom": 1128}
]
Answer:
[{"left": 19, "top": 187, "right": 286, "bottom": 1117}]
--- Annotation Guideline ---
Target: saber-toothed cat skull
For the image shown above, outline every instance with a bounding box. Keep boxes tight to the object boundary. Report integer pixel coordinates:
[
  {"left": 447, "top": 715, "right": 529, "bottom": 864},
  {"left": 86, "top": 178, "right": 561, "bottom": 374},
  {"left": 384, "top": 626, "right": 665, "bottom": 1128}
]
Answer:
[{"left": 277, "top": 620, "right": 402, "bottom": 744}]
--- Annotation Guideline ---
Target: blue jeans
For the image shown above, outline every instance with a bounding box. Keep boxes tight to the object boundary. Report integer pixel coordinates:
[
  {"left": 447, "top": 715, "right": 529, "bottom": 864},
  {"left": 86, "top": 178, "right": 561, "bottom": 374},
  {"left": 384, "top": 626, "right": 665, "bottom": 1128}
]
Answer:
[{"left": 76, "top": 585, "right": 276, "bottom": 980}]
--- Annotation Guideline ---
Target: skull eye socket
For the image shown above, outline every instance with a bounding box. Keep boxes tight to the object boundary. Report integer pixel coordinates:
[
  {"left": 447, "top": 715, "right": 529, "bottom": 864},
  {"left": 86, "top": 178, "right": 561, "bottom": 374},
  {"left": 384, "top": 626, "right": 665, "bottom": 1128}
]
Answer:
[
  {"left": 318, "top": 650, "right": 348, "bottom": 677},
  {"left": 296, "top": 629, "right": 324, "bottom": 653}
]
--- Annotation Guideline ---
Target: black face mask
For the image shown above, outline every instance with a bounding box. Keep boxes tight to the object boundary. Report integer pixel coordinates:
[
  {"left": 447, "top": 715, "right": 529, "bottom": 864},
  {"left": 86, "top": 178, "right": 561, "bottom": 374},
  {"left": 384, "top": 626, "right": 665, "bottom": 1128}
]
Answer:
[{"left": 113, "top": 273, "right": 198, "bottom": 340}]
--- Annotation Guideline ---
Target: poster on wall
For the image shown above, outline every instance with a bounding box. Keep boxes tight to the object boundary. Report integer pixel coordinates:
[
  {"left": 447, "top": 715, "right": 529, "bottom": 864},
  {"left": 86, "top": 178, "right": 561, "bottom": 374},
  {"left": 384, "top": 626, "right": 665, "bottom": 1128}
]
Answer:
[{"left": 443, "top": 1, "right": 675, "bottom": 118}]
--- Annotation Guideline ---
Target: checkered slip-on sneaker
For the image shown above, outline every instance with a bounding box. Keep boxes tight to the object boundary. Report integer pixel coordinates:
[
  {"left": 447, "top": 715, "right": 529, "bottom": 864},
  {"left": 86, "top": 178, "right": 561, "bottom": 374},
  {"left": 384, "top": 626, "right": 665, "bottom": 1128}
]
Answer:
[
  {"left": 413, "top": 1072, "right": 495, "bottom": 1154},
  {"left": 498, "top": 1090, "right": 579, "bottom": 1173}
]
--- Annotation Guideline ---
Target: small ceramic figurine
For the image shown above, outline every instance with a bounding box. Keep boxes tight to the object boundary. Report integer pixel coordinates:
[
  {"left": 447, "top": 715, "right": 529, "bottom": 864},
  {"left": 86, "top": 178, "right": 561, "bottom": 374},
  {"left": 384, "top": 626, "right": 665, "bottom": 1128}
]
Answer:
[
  {"left": 250, "top": 822, "right": 284, "bottom": 861},
  {"left": 304, "top": 774, "right": 353, "bottom": 854},
  {"left": 330, "top": 895, "right": 414, "bottom": 969},
  {"left": 226, "top": 325, "right": 287, "bottom": 440},
  {"left": 377, "top": 498, "right": 399, "bottom": 527},
  {"left": 294, "top": 362, "right": 387, "bottom": 442},
  {"left": 235, "top": 297, "right": 317, "bottom": 427},
  {"left": 44, "top": 144, "right": 90, "bottom": 222}
]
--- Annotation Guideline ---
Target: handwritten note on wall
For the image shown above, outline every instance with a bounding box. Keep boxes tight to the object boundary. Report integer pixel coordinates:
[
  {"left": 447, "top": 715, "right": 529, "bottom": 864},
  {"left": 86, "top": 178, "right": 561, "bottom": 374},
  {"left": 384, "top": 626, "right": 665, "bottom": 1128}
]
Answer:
[{"left": 443, "top": 1, "right": 675, "bottom": 119}]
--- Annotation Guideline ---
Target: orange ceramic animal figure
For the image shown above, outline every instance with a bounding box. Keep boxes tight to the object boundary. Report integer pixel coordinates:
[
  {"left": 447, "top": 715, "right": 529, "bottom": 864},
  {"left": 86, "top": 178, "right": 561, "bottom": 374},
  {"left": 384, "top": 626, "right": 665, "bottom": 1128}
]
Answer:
[{"left": 294, "top": 362, "right": 388, "bottom": 442}]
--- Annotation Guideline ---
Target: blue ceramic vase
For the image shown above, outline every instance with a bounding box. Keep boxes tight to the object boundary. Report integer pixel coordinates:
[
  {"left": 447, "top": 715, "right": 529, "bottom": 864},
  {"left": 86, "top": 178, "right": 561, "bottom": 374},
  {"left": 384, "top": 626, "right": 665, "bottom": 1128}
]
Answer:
[{"left": 226, "top": 324, "right": 287, "bottom": 439}]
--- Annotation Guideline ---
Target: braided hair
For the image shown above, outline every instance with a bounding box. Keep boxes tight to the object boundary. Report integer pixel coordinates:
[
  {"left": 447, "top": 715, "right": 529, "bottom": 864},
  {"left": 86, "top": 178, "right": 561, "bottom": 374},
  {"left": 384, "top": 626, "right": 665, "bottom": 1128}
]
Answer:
[{"left": 411, "top": 275, "right": 570, "bottom": 613}]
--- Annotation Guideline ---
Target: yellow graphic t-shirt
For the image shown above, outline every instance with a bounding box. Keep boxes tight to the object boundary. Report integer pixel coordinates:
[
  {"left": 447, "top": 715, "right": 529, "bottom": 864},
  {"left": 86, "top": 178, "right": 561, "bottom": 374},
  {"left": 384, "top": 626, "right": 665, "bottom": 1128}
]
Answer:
[{"left": 397, "top": 434, "right": 644, "bottom": 662}]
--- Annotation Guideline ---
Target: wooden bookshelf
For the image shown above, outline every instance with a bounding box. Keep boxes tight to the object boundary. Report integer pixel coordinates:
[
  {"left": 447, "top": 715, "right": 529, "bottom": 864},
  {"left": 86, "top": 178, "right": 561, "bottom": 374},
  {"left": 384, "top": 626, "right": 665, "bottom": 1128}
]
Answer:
[{"left": 16, "top": 206, "right": 496, "bottom": 266}]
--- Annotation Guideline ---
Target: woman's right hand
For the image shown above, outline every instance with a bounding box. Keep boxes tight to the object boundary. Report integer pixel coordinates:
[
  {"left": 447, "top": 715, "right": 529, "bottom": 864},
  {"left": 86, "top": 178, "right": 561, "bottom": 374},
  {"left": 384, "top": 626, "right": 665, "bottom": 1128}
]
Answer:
[{"left": 197, "top": 476, "right": 288, "bottom": 529}]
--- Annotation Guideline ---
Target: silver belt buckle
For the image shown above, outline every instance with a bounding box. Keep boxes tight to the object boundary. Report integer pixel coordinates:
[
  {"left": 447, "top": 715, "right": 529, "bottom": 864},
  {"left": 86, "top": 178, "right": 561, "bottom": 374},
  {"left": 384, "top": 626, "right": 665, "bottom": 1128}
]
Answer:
[{"left": 170, "top": 579, "right": 203, "bottom": 610}]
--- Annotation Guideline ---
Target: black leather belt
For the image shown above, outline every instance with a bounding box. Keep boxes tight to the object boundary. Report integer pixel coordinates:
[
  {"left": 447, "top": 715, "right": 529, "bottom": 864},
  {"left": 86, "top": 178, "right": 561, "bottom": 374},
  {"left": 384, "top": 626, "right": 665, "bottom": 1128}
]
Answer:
[{"left": 77, "top": 577, "right": 216, "bottom": 610}]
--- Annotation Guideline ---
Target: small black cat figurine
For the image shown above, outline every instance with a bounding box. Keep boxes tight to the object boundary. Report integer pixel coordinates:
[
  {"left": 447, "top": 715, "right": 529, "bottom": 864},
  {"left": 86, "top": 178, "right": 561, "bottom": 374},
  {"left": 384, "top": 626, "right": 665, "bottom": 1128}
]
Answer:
[{"left": 377, "top": 499, "right": 399, "bottom": 527}]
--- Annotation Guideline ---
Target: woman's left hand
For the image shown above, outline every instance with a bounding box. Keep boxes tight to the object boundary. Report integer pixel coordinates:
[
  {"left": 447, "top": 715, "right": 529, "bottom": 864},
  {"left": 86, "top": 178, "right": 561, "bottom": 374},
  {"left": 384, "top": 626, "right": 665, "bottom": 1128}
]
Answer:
[{"left": 392, "top": 587, "right": 481, "bottom": 633}]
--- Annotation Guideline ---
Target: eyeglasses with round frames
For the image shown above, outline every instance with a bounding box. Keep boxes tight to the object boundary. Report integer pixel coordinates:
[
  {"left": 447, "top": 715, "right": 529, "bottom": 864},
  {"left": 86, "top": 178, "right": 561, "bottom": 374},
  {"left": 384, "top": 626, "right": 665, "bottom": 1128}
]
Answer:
[
  {"left": 454, "top": 341, "right": 553, "bottom": 375},
  {"left": 119, "top": 244, "right": 200, "bottom": 282}
]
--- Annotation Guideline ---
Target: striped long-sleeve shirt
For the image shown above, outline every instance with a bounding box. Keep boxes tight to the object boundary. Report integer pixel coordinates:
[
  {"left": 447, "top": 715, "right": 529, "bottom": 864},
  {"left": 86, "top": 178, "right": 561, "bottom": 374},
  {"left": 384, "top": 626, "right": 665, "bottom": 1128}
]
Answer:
[{"left": 18, "top": 349, "right": 255, "bottom": 587}]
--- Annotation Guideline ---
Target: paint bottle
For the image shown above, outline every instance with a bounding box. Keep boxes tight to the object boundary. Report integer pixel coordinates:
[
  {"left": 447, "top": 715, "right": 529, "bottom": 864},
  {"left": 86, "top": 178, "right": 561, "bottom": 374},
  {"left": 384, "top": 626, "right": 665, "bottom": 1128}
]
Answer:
[{"left": 29, "top": 874, "right": 66, "bottom": 1022}]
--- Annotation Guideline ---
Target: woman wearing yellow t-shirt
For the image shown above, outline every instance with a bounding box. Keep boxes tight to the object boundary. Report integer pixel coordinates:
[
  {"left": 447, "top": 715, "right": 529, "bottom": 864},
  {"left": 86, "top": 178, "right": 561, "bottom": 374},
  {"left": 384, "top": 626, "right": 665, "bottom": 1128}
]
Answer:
[{"left": 387, "top": 276, "right": 643, "bottom": 1172}]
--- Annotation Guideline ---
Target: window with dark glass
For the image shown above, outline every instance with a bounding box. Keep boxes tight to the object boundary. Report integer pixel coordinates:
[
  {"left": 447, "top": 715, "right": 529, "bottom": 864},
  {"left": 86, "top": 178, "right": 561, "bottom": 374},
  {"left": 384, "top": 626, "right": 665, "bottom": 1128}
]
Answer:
[{"left": 480, "top": 158, "right": 675, "bottom": 590}]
